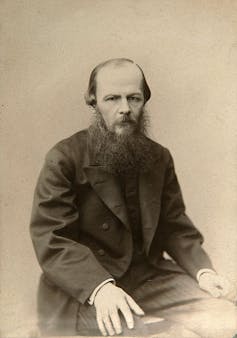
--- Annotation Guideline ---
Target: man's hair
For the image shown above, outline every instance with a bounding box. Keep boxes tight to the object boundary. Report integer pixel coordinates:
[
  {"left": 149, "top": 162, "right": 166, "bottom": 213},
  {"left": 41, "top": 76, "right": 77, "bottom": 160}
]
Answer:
[{"left": 85, "top": 58, "right": 151, "bottom": 107}]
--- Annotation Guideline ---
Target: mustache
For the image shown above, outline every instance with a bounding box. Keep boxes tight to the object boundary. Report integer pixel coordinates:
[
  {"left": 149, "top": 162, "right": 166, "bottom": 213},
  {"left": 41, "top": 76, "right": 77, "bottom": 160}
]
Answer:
[
  {"left": 92, "top": 107, "right": 149, "bottom": 135},
  {"left": 118, "top": 115, "right": 136, "bottom": 123}
]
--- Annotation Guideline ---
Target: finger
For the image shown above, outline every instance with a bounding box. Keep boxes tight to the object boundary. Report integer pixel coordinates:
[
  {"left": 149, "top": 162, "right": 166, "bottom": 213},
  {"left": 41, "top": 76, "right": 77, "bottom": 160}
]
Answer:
[
  {"left": 215, "top": 277, "right": 230, "bottom": 296},
  {"left": 226, "top": 287, "right": 237, "bottom": 302},
  {"left": 103, "top": 315, "right": 115, "bottom": 336},
  {"left": 125, "top": 294, "right": 145, "bottom": 316},
  {"left": 96, "top": 313, "right": 107, "bottom": 336},
  {"left": 225, "top": 289, "right": 236, "bottom": 302},
  {"left": 207, "top": 287, "right": 222, "bottom": 298},
  {"left": 109, "top": 309, "right": 122, "bottom": 335},
  {"left": 119, "top": 301, "right": 134, "bottom": 329}
]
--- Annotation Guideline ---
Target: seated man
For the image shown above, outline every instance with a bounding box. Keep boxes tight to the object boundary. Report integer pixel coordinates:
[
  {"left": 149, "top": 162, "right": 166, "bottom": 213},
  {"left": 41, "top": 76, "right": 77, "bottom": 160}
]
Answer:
[{"left": 30, "top": 58, "right": 237, "bottom": 337}]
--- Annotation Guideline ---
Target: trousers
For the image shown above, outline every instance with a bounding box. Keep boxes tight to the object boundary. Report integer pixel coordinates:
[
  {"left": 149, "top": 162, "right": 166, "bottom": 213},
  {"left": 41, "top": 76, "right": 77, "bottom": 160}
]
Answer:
[
  {"left": 38, "top": 259, "right": 237, "bottom": 337},
  {"left": 76, "top": 262, "right": 237, "bottom": 337}
]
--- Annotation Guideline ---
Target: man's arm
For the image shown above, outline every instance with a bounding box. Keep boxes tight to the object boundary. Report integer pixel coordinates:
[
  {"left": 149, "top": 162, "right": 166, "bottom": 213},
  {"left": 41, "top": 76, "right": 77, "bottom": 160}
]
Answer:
[
  {"left": 160, "top": 149, "right": 214, "bottom": 277},
  {"left": 30, "top": 144, "right": 112, "bottom": 304},
  {"left": 30, "top": 143, "right": 149, "bottom": 336},
  {"left": 161, "top": 150, "right": 235, "bottom": 299}
]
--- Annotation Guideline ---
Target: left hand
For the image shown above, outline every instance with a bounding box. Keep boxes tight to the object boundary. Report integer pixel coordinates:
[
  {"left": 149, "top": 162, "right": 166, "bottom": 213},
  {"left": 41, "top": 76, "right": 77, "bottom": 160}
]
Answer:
[{"left": 198, "top": 272, "right": 236, "bottom": 301}]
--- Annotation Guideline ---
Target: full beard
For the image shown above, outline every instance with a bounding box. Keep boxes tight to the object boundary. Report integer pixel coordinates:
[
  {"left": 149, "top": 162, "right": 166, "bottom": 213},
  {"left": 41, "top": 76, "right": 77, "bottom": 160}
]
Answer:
[{"left": 88, "top": 109, "right": 158, "bottom": 175}]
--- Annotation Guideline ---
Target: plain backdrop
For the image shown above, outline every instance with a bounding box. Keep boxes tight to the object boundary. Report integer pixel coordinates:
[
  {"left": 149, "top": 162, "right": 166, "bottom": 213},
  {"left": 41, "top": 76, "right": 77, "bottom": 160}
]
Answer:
[{"left": 1, "top": 0, "right": 237, "bottom": 336}]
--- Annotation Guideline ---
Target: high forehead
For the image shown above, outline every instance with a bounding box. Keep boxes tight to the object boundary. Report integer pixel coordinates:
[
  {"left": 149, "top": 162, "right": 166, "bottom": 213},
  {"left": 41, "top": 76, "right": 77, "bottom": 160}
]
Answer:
[{"left": 96, "top": 62, "right": 143, "bottom": 94}]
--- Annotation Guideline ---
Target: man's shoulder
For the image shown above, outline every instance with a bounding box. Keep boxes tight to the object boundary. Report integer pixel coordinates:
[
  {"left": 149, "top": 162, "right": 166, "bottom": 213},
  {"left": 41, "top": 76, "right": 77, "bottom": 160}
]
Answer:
[
  {"left": 54, "top": 129, "right": 88, "bottom": 149},
  {"left": 50, "top": 129, "right": 88, "bottom": 151},
  {"left": 145, "top": 136, "right": 172, "bottom": 162},
  {"left": 46, "top": 129, "right": 89, "bottom": 163}
]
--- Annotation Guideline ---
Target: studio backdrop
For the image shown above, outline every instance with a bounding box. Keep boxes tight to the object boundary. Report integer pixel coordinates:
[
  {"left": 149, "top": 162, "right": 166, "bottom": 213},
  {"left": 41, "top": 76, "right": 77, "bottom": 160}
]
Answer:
[{"left": 1, "top": 1, "right": 237, "bottom": 336}]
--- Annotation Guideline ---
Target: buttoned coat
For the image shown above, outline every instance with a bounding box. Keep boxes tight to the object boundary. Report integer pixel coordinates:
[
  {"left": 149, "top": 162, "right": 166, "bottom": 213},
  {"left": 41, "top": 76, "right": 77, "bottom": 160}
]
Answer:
[{"left": 30, "top": 129, "right": 213, "bottom": 334}]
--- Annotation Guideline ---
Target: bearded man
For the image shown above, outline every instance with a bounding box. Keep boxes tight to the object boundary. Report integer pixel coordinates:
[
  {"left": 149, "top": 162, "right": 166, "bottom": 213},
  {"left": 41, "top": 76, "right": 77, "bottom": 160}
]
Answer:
[{"left": 30, "top": 58, "right": 237, "bottom": 337}]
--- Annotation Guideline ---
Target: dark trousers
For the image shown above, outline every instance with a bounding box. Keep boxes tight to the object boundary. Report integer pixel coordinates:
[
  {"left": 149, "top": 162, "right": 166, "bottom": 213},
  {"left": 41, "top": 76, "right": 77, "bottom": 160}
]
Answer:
[{"left": 38, "top": 260, "right": 237, "bottom": 337}]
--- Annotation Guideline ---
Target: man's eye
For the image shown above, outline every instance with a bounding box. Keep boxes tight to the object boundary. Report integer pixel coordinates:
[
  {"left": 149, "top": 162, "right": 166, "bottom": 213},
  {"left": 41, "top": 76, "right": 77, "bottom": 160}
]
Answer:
[
  {"left": 106, "top": 97, "right": 117, "bottom": 101},
  {"left": 128, "top": 97, "right": 141, "bottom": 102}
]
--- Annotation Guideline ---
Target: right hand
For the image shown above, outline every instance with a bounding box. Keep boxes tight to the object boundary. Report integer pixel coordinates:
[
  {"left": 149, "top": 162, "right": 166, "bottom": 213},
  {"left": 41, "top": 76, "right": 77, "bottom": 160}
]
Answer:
[{"left": 94, "top": 282, "right": 144, "bottom": 336}]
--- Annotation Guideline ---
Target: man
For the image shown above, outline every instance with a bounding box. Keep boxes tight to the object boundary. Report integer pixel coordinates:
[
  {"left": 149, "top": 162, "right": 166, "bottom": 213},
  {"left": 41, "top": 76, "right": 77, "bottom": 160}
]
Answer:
[{"left": 30, "top": 58, "right": 237, "bottom": 337}]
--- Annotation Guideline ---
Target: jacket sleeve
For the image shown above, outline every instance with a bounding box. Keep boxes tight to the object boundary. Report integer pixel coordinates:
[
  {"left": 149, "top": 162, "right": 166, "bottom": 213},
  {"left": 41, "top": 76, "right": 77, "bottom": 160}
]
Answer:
[
  {"left": 30, "top": 144, "right": 112, "bottom": 304},
  {"left": 160, "top": 149, "right": 214, "bottom": 278}
]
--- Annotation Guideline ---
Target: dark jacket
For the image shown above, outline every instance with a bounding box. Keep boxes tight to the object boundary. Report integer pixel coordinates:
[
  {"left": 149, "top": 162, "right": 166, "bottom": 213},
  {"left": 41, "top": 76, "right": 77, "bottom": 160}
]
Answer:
[{"left": 30, "top": 129, "right": 213, "bottom": 333}]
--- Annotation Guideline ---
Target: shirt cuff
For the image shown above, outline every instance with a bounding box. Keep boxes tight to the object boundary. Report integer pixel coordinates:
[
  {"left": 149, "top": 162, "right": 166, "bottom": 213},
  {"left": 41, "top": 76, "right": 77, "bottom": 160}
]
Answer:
[
  {"left": 88, "top": 278, "right": 115, "bottom": 305},
  {"left": 196, "top": 268, "right": 216, "bottom": 282}
]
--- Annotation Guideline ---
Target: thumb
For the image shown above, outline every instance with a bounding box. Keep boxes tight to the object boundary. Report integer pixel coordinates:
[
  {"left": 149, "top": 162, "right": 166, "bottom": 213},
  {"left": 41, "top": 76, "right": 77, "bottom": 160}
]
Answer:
[{"left": 125, "top": 294, "right": 145, "bottom": 316}]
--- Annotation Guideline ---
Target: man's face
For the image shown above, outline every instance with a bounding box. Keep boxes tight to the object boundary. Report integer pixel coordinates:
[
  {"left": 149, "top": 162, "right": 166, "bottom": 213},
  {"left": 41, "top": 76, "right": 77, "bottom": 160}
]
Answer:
[{"left": 95, "top": 63, "right": 145, "bottom": 135}]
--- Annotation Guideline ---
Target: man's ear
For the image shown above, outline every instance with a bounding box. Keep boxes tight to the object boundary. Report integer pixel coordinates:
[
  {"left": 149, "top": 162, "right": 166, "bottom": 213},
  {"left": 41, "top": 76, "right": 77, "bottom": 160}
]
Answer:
[{"left": 85, "top": 92, "right": 96, "bottom": 107}]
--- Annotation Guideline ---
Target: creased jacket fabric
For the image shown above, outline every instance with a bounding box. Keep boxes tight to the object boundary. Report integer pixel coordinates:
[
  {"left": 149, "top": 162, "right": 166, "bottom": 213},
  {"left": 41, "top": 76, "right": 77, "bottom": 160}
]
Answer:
[{"left": 30, "top": 128, "right": 213, "bottom": 331}]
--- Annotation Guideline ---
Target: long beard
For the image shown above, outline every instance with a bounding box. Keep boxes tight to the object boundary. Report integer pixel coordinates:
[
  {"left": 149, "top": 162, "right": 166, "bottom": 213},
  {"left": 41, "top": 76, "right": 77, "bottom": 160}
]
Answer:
[{"left": 88, "top": 110, "right": 157, "bottom": 175}]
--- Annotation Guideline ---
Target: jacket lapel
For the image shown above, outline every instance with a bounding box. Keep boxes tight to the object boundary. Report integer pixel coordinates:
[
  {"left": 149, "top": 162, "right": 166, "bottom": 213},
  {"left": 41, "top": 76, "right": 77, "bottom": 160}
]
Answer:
[{"left": 83, "top": 166, "right": 130, "bottom": 229}]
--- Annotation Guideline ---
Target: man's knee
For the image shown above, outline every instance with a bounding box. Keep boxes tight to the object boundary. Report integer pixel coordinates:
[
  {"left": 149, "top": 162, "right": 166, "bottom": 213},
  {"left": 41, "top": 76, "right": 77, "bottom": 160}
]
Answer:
[
  {"left": 195, "top": 298, "right": 237, "bottom": 338},
  {"left": 210, "top": 299, "right": 237, "bottom": 334},
  {"left": 161, "top": 297, "right": 237, "bottom": 338}
]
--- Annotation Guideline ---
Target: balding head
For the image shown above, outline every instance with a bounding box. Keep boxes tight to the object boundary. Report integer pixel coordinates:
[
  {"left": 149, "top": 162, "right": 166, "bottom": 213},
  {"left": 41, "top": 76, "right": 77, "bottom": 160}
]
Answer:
[{"left": 85, "top": 58, "right": 151, "bottom": 107}]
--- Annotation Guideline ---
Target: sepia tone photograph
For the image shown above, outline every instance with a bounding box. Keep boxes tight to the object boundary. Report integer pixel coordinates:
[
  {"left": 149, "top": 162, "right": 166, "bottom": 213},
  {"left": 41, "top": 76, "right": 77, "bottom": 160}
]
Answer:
[{"left": 1, "top": 1, "right": 237, "bottom": 337}]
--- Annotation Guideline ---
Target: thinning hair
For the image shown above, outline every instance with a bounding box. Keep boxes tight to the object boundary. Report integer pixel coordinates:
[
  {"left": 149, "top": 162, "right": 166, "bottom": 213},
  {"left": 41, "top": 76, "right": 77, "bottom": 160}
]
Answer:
[{"left": 85, "top": 58, "right": 151, "bottom": 107}]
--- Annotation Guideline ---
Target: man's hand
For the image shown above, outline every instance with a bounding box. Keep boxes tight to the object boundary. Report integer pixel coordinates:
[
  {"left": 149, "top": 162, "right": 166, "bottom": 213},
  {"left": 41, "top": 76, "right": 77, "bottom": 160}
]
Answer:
[
  {"left": 94, "top": 282, "right": 144, "bottom": 336},
  {"left": 198, "top": 272, "right": 236, "bottom": 301}
]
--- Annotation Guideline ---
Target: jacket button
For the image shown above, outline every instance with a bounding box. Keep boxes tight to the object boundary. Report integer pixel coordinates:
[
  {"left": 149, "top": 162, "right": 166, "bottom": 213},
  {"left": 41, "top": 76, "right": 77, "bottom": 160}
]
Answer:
[
  {"left": 98, "top": 249, "right": 105, "bottom": 256},
  {"left": 102, "top": 223, "right": 110, "bottom": 231}
]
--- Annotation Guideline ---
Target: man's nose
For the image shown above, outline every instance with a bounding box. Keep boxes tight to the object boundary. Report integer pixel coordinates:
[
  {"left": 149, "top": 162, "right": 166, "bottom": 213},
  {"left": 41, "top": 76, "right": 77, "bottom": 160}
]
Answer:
[{"left": 118, "top": 98, "right": 130, "bottom": 115}]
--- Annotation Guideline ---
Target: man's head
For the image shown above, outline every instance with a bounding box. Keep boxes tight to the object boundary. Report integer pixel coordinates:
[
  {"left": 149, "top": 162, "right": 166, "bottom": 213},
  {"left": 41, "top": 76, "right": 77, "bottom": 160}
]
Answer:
[
  {"left": 86, "top": 58, "right": 155, "bottom": 174},
  {"left": 85, "top": 58, "right": 151, "bottom": 136}
]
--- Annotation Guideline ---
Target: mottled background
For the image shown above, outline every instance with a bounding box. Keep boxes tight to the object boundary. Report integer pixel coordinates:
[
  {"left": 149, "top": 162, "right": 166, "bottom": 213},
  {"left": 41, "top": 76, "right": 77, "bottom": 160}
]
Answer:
[{"left": 1, "top": 0, "right": 237, "bottom": 336}]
